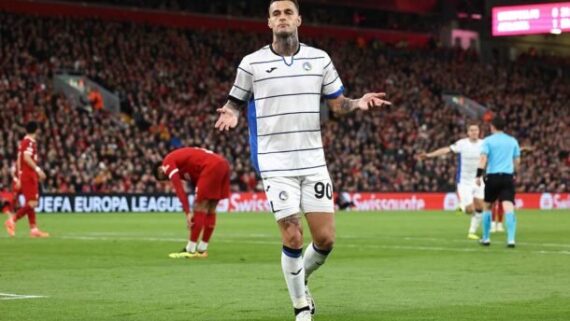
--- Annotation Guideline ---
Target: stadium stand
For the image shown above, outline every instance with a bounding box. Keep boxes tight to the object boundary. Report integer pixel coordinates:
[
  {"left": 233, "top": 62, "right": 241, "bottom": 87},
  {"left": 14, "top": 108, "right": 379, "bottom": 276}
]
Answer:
[
  {"left": 0, "top": 12, "right": 568, "bottom": 194},
  {"left": 61, "top": 0, "right": 441, "bottom": 33}
]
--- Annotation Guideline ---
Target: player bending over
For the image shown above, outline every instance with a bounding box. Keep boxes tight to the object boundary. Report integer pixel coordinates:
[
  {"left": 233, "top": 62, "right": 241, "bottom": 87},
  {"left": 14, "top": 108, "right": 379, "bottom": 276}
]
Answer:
[
  {"left": 155, "top": 147, "right": 230, "bottom": 258},
  {"left": 1, "top": 165, "right": 20, "bottom": 217}
]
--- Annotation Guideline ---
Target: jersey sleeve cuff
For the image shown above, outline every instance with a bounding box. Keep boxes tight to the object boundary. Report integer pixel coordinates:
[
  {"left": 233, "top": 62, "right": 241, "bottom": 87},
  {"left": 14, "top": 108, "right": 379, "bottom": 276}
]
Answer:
[
  {"left": 323, "top": 86, "right": 344, "bottom": 99},
  {"left": 168, "top": 168, "right": 179, "bottom": 179},
  {"left": 228, "top": 95, "right": 246, "bottom": 105}
]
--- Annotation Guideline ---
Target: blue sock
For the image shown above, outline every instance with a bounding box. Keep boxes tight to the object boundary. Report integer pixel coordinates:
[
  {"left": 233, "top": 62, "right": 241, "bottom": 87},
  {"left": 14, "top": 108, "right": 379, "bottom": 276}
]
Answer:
[
  {"left": 482, "top": 210, "right": 492, "bottom": 242},
  {"left": 505, "top": 212, "right": 516, "bottom": 244}
]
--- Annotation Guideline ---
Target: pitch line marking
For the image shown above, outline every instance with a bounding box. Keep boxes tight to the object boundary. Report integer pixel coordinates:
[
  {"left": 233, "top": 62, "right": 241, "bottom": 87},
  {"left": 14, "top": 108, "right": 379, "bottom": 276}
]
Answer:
[
  {"left": 65, "top": 233, "right": 570, "bottom": 249},
  {"left": 0, "top": 293, "right": 46, "bottom": 300},
  {"left": 59, "top": 235, "right": 570, "bottom": 256}
]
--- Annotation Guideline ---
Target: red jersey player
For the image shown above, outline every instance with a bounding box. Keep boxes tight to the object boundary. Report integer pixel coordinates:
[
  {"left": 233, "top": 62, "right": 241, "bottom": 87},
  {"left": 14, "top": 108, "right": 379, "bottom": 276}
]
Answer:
[
  {"left": 155, "top": 147, "right": 231, "bottom": 258},
  {"left": 4, "top": 121, "right": 49, "bottom": 238},
  {"left": 1, "top": 165, "right": 21, "bottom": 217}
]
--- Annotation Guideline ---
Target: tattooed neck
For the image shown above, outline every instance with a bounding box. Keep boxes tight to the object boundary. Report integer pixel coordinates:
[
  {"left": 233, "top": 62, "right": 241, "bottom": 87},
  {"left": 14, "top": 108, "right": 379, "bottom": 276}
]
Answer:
[{"left": 272, "top": 34, "right": 299, "bottom": 56}]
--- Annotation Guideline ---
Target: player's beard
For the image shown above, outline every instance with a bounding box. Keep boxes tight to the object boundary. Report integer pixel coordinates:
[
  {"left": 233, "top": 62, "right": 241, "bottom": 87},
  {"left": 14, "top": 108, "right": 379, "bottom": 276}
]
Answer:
[{"left": 273, "top": 29, "right": 299, "bottom": 56}]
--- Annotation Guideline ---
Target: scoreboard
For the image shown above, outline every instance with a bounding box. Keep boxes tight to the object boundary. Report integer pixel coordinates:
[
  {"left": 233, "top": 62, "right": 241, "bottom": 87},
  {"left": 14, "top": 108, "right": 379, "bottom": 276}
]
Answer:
[{"left": 492, "top": 2, "right": 570, "bottom": 36}]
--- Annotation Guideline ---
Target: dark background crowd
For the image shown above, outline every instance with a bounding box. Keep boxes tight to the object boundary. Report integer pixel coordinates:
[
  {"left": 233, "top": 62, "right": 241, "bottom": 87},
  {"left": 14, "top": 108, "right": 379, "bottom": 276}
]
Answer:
[
  {"left": 67, "top": 0, "right": 442, "bottom": 33},
  {"left": 0, "top": 11, "right": 568, "bottom": 194}
]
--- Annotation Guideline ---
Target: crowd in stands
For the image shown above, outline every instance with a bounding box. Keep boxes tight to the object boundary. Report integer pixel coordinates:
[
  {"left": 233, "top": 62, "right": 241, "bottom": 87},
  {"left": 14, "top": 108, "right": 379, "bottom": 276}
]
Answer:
[
  {"left": 0, "top": 12, "right": 568, "bottom": 195},
  {"left": 60, "top": 0, "right": 441, "bottom": 33}
]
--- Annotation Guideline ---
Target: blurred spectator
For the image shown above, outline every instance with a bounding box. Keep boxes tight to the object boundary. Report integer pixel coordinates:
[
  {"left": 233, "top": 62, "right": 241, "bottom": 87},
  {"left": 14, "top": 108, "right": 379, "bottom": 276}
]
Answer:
[
  {"left": 87, "top": 87, "right": 104, "bottom": 112},
  {"left": 0, "top": 12, "right": 567, "bottom": 194}
]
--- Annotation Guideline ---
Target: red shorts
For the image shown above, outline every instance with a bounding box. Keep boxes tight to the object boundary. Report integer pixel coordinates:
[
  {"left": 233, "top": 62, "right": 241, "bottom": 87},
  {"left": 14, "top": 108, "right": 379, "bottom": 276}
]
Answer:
[
  {"left": 1, "top": 192, "right": 16, "bottom": 213},
  {"left": 20, "top": 176, "right": 39, "bottom": 203},
  {"left": 195, "top": 160, "right": 231, "bottom": 202}
]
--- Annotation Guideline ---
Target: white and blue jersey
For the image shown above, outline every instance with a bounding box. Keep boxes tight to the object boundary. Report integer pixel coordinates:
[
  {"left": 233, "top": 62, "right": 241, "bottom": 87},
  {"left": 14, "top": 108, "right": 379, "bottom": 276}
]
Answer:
[
  {"left": 228, "top": 44, "right": 344, "bottom": 178},
  {"left": 450, "top": 138, "right": 485, "bottom": 208},
  {"left": 449, "top": 138, "right": 483, "bottom": 185},
  {"left": 481, "top": 132, "right": 520, "bottom": 174}
]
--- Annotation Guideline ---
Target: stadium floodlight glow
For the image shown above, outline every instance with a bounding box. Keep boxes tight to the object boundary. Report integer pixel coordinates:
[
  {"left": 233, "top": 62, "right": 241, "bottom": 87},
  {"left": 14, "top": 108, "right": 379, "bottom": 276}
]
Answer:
[{"left": 492, "top": 2, "right": 570, "bottom": 36}]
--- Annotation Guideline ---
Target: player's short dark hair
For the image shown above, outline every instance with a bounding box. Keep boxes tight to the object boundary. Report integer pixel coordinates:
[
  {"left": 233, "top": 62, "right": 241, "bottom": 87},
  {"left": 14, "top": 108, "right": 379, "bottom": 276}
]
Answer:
[
  {"left": 269, "top": 0, "right": 299, "bottom": 13},
  {"left": 25, "top": 121, "right": 38, "bottom": 134},
  {"left": 466, "top": 121, "right": 480, "bottom": 130},
  {"left": 491, "top": 116, "right": 506, "bottom": 130},
  {"left": 153, "top": 162, "right": 164, "bottom": 180}
]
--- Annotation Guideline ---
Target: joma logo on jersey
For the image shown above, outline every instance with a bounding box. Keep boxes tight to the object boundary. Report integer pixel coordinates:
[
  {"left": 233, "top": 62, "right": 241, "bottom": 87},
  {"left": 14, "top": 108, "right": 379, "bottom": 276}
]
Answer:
[{"left": 265, "top": 67, "right": 277, "bottom": 73}]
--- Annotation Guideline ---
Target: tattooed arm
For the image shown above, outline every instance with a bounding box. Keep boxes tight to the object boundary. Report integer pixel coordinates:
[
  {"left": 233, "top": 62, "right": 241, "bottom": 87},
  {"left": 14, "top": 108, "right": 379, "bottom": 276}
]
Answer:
[
  {"left": 326, "top": 93, "right": 391, "bottom": 116},
  {"left": 215, "top": 98, "right": 245, "bottom": 131}
]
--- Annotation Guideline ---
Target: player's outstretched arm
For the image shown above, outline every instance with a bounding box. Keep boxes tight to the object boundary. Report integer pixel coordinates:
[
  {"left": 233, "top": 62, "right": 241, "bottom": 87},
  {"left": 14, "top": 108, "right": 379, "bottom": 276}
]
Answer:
[
  {"left": 215, "top": 100, "right": 243, "bottom": 131},
  {"left": 417, "top": 147, "right": 452, "bottom": 160},
  {"left": 326, "top": 92, "right": 391, "bottom": 115}
]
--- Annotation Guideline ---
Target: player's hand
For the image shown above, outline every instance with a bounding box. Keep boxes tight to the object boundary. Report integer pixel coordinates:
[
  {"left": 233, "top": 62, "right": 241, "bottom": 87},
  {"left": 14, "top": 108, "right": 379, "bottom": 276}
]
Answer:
[
  {"left": 185, "top": 212, "right": 194, "bottom": 228},
  {"left": 416, "top": 152, "right": 428, "bottom": 161},
  {"left": 37, "top": 169, "right": 47, "bottom": 181},
  {"left": 215, "top": 106, "right": 239, "bottom": 131},
  {"left": 357, "top": 92, "right": 392, "bottom": 111},
  {"left": 14, "top": 179, "right": 21, "bottom": 190},
  {"left": 475, "top": 177, "right": 481, "bottom": 187}
]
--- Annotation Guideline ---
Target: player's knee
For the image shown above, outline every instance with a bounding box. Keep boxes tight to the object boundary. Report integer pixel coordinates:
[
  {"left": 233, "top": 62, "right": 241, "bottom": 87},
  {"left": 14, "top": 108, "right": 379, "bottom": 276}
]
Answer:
[
  {"left": 502, "top": 201, "right": 515, "bottom": 213},
  {"left": 313, "top": 232, "right": 335, "bottom": 251},
  {"left": 283, "top": 233, "right": 304, "bottom": 249},
  {"left": 465, "top": 205, "right": 474, "bottom": 214},
  {"left": 28, "top": 201, "right": 38, "bottom": 208}
]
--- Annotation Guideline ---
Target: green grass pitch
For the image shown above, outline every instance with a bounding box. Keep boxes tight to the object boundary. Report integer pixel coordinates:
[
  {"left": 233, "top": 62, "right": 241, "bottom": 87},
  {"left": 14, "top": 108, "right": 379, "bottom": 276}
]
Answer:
[{"left": 1, "top": 210, "right": 570, "bottom": 321}]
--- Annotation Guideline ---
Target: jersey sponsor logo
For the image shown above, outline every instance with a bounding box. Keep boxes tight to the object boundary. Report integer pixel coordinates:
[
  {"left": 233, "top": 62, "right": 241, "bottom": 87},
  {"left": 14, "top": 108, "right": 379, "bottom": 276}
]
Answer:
[
  {"left": 31, "top": 192, "right": 569, "bottom": 213},
  {"left": 265, "top": 67, "right": 277, "bottom": 73}
]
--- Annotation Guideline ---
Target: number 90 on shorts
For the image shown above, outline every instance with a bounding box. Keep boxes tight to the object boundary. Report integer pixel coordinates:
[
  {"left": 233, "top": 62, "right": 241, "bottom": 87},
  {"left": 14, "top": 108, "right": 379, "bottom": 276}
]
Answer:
[{"left": 262, "top": 171, "right": 335, "bottom": 221}]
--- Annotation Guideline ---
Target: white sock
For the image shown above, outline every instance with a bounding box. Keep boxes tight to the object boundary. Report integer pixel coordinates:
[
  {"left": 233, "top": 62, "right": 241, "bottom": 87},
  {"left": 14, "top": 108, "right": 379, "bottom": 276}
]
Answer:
[
  {"left": 197, "top": 241, "right": 208, "bottom": 253},
  {"left": 282, "top": 247, "right": 308, "bottom": 309},
  {"left": 469, "top": 212, "right": 482, "bottom": 234},
  {"left": 304, "top": 242, "right": 331, "bottom": 280},
  {"left": 186, "top": 241, "right": 197, "bottom": 253}
]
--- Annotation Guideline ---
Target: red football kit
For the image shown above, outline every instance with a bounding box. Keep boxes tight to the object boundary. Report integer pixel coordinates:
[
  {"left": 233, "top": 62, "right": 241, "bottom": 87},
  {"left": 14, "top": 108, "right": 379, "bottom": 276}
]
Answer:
[
  {"left": 5, "top": 134, "right": 49, "bottom": 238},
  {"left": 18, "top": 136, "right": 39, "bottom": 202},
  {"left": 161, "top": 147, "right": 230, "bottom": 214}
]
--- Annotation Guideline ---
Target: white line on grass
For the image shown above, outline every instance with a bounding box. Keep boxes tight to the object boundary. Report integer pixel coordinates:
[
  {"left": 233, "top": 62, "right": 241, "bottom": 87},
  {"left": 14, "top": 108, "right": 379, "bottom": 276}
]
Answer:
[
  {"left": 65, "top": 232, "right": 570, "bottom": 249},
  {"left": 0, "top": 293, "right": 46, "bottom": 300},
  {"left": 58, "top": 235, "right": 570, "bottom": 256}
]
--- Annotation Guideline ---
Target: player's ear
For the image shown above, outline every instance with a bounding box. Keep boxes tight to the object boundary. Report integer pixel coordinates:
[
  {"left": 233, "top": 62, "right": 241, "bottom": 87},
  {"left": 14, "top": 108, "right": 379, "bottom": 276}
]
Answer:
[{"left": 296, "top": 15, "right": 302, "bottom": 27}]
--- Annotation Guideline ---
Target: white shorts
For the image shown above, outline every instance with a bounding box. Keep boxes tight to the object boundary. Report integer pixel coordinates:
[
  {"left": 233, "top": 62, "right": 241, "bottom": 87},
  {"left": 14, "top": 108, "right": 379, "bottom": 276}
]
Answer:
[
  {"left": 457, "top": 180, "right": 484, "bottom": 211},
  {"left": 262, "top": 171, "right": 335, "bottom": 221}
]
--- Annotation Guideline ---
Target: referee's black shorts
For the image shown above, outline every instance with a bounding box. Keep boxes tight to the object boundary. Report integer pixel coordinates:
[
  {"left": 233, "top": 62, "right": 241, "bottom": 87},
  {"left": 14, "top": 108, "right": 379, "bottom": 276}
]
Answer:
[{"left": 484, "top": 173, "right": 515, "bottom": 203}]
